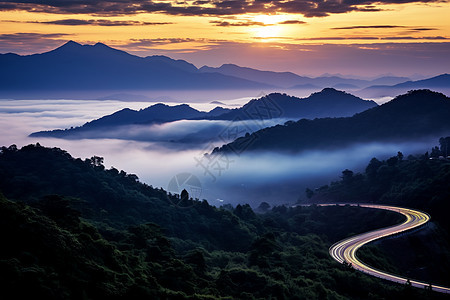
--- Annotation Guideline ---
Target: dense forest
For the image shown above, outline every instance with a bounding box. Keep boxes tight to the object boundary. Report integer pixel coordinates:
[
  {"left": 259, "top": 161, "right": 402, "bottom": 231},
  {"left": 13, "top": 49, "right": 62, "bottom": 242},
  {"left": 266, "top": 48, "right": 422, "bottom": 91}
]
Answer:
[{"left": 0, "top": 143, "right": 449, "bottom": 299}]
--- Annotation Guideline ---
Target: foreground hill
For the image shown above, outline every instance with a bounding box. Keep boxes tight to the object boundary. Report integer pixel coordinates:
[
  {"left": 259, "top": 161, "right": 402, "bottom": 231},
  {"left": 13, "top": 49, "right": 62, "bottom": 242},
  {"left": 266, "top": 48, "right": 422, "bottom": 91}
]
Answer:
[
  {"left": 214, "top": 90, "right": 450, "bottom": 154},
  {"left": 0, "top": 143, "right": 442, "bottom": 299}
]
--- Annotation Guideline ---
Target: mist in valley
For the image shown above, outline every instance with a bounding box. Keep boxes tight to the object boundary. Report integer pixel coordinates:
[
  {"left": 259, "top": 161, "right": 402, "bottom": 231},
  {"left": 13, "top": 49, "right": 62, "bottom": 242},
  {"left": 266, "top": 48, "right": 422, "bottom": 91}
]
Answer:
[{"left": 0, "top": 96, "right": 440, "bottom": 208}]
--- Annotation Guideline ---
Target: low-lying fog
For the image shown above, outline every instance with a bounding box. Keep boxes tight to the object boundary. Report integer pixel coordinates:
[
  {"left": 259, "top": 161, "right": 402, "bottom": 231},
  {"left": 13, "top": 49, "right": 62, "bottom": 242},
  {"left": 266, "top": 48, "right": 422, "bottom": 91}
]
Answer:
[{"left": 0, "top": 97, "right": 437, "bottom": 208}]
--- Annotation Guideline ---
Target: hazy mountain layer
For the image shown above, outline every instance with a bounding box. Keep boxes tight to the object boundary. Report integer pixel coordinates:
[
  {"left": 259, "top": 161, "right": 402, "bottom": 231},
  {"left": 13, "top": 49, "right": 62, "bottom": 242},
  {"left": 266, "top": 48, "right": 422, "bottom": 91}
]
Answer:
[{"left": 30, "top": 88, "right": 377, "bottom": 140}]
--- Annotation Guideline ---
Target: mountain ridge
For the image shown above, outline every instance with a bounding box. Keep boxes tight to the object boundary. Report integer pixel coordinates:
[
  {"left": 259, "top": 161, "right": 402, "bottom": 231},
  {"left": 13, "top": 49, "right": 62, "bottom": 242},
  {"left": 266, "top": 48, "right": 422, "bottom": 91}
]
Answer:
[
  {"left": 1, "top": 40, "right": 447, "bottom": 99},
  {"left": 30, "top": 102, "right": 230, "bottom": 138},
  {"left": 199, "top": 63, "right": 412, "bottom": 89},
  {"left": 213, "top": 89, "right": 450, "bottom": 154},
  {"left": 30, "top": 88, "right": 377, "bottom": 139},
  {"left": 0, "top": 41, "right": 270, "bottom": 92},
  {"left": 211, "top": 88, "right": 377, "bottom": 120},
  {"left": 355, "top": 74, "right": 450, "bottom": 98}
]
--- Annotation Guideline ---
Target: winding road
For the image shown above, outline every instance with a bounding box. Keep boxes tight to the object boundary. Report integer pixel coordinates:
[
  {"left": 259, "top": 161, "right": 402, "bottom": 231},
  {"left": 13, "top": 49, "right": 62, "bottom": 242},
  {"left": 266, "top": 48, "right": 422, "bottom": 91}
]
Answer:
[{"left": 327, "top": 204, "right": 450, "bottom": 294}]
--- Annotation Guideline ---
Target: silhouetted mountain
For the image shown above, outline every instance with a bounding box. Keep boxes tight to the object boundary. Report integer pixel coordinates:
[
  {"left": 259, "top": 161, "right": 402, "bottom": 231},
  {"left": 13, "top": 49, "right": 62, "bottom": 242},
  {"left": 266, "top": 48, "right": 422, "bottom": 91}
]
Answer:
[
  {"left": 394, "top": 74, "right": 450, "bottom": 89},
  {"left": 0, "top": 41, "right": 270, "bottom": 93},
  {"left": 31, "top": 103, "right": 232, "bottom": 138},
  {"left": 199, "top": 64, "right": 411, "bottom": 89},
  {"left": 199, "top": 64, "right": 311, "bottom": 88},
  {"left": 86, "top": 103, "right": 207, "bottom": 126},
  {"left": 356, "top": 74, "right": 450, "bottom": 97},
  {"left": 1, "top": 41, "right": 421, "bottom": 98},
  {"left": 213, "top": 88, "right": 377, "bottom": 120},
  {"left": 30, "top": 89, "right": 376, "bottom": 139},
  {"left": 207, "top": 106, "right": 232, "bottom": 117},
  {"left": 213, "top": 90, "right": 450, "bottom": 154}
]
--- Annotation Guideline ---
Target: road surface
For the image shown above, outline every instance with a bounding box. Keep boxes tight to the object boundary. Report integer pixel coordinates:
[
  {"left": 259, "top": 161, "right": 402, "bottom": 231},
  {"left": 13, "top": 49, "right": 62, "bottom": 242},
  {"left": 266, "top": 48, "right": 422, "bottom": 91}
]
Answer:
[{"left": 328, "top": 203, "right": 450, "bottom": 294}]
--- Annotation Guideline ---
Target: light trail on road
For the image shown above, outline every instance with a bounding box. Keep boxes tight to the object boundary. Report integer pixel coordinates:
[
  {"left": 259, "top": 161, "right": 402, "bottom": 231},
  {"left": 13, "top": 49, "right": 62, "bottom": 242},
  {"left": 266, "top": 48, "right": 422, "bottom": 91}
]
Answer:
[{"left": 327, "top": 203, "right": 450, "bottom": 294}]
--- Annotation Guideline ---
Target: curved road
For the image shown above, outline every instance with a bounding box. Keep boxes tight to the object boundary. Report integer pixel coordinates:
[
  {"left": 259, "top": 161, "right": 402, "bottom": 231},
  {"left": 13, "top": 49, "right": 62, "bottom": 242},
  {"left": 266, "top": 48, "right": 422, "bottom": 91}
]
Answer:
[{"left": 328, "top": 204, "right": 450, "bottom": 294}]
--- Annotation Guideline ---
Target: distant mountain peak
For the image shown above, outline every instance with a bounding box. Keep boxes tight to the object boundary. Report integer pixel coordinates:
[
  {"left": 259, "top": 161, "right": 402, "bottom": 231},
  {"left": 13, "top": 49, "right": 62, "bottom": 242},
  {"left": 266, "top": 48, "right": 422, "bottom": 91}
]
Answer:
[
  {"left": 54, "top": 40, "right": 83, "bottom": 50},
  {"left": 93, "top": 42, "right": 113, "bottom": 49},
  {"left": 51, "top": 40, "right": 128, "bottom": 55},
  {"left": 151, "top": 103, "right": 169, "bottom": 107},
  {"left": 65, "top": 40, "right": 81, "bottom": 46},
  {"left": 320, "top": 87, "right": 340, "bottom": 93},
  {"left": 310, "top": 87, "right": 355, "bottom": 98},
  {"left": 221, "top": 63, "right": 240, "bottom": 68}
]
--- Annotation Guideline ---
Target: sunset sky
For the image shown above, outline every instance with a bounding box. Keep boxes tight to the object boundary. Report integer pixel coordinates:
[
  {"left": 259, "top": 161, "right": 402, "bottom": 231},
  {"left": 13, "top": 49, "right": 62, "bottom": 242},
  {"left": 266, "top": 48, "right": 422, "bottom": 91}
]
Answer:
[{"left": 1, "top": 0, "right": 449, "bottom": 76}]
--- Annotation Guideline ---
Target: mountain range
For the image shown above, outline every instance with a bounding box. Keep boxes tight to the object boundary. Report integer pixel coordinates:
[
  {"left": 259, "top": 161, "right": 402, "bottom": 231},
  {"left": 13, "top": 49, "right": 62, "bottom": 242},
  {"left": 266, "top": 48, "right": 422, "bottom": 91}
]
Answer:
[
  {"left": 0, "top": 41, "right": 268, "bottom": 93},
  {"left": 30, "top": 88, "right": 376, "bottom": 139},
  {"left": 213, "top": 88, "right": 377, "bottom": 120},
  {"left": 357, "top": 74, "right": 450, "bottom": 97},
  {"left": 213, "top": 89, "right": 450, "bottom": 154},
  {"left": 199, "top": 64, "right": 411, "bottom": 89},
  {"left": 1, "top": 41, "right": 448, "bottom": 99}
]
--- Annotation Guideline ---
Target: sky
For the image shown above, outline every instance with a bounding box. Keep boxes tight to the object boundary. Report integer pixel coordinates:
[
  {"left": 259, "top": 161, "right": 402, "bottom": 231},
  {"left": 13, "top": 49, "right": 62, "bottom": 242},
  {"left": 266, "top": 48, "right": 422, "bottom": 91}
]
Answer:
[{"left": 0, "top": 0, "right": 449, "bottom": 76}]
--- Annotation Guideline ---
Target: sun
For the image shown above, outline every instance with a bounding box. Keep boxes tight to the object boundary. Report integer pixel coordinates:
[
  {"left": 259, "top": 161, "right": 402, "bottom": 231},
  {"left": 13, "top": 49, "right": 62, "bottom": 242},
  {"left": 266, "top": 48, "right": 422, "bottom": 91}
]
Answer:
[
  {"left": 250, "top": 14, "right": 287, "bottom": 39},
  {"left": 253, "top": 25, "right": 282, "bottom": 39}
]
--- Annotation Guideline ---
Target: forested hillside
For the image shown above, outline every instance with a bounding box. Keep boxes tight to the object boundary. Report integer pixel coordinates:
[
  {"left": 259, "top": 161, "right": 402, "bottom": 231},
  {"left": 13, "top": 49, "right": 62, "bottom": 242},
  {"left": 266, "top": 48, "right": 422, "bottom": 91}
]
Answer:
[
  {"left": 306, "top": 137, "right": 450, "bottom": 231},
  {"left": 0, "top": 143, "right": 448, "bottom": 299}
]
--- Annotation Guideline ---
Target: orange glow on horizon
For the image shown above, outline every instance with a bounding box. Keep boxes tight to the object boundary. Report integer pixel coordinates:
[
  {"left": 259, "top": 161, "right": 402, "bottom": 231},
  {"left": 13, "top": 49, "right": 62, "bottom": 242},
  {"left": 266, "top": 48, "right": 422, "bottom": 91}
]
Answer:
[{"left": 0, "top": 2, "right": 448, "bottom": 55}]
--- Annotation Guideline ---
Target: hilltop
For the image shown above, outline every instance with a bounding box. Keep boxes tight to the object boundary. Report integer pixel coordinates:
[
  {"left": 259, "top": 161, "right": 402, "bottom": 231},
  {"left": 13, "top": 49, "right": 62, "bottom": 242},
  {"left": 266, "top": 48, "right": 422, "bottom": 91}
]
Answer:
[{"left": 214, "top": 90, "right": 450, "bottom": 154}]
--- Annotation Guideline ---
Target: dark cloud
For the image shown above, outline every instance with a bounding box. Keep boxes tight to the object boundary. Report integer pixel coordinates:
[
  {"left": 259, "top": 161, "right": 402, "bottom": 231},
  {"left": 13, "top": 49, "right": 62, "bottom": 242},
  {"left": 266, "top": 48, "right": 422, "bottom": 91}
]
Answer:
[
  {"left": 357, "top": 5, "right": 383, "bottom": 12},
  {"left": 0, "top": 0, "right": 445, "bottom": 17},
  {"left": 210, "top": 20, "right": 267, "bottom": 27},
  {"left": 0, "top": 32, "right": 70, "bottom": 54},
  {"left": 333, "top": 25, "right": 439, "bottom": 31},
  {"left": 210, "top": 19, "right": 306, "bottom": 27},
  {"left": 382, "top": 36, "right": 447, "bottom": 39},
  {"left": 33, "top": 19, "right": 173, "bottom": 26},
  {"left": 131, "top": 38, "right": 199, "bottom": 44},
  {"left": 411, "top": 27, "right": 438, "bottom": 31},
  {"left": 333, "top": 25, "right": 406, "bottom": 30},
  {"left": 295, "top": 36, "right": 380, "bottom": 40},
  {"left": 279, "top": 20, "right": 307, "bottom": 25},
  {"left": 291, "top": 35, "right": 447, "bottom": 41},
  {"left": 0, "top": 32, "right": 69, "bottom": 41},
  {"left": 43, "top": 19, "right": 92, "bottom": 26},
  {"left": 124, "top": 38, "right": 215, "bottom": 48}
]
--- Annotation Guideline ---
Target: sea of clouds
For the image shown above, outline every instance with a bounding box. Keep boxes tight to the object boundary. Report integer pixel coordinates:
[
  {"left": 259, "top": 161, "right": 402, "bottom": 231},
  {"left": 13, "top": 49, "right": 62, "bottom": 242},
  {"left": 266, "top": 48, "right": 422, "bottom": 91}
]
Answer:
[{"left": 0, "top": 96, "right": 436, "bottom": 207}]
